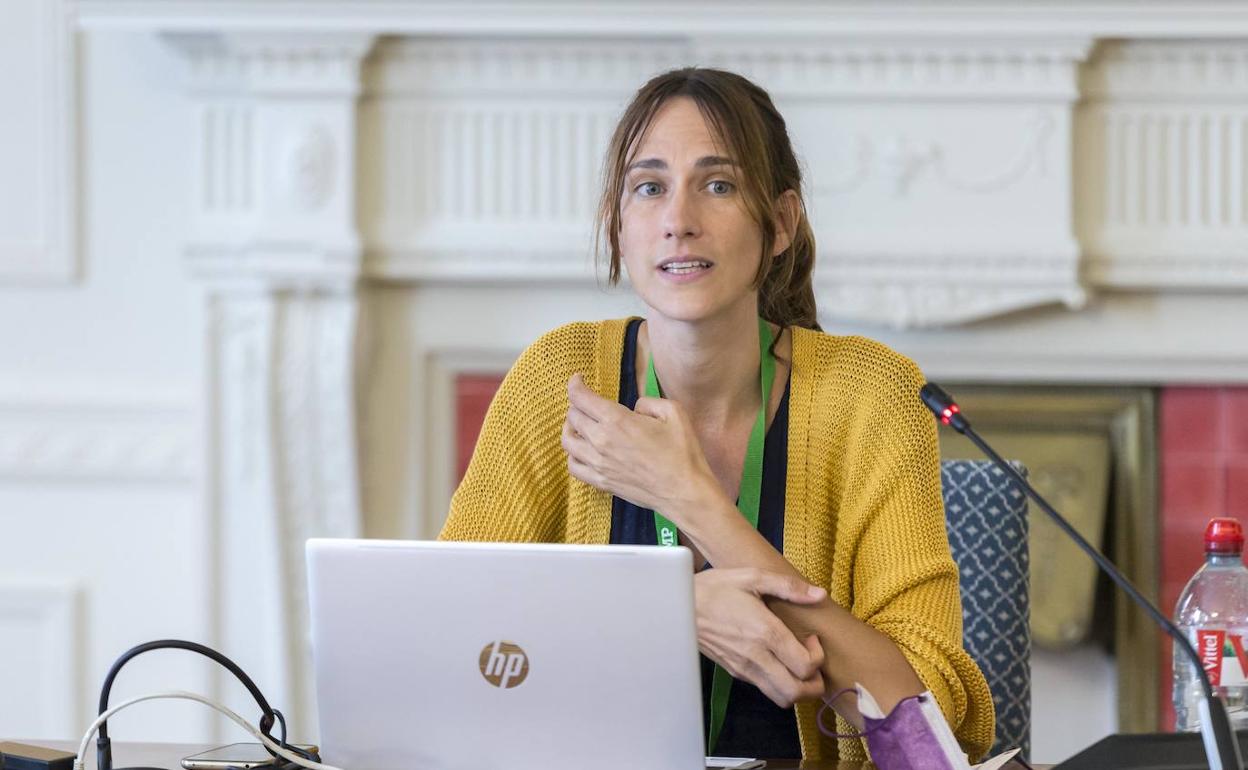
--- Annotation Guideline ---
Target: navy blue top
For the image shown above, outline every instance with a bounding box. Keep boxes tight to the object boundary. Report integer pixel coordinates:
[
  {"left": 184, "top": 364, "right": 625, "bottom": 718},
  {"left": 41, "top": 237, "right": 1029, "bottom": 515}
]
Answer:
[{"left": 608, "top": 318, "right": 801, "bottom": 759}]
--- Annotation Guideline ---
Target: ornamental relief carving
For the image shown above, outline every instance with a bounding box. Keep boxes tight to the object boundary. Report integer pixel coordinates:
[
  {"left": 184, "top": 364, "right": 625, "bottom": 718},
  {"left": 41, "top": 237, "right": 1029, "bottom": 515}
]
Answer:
[
  {"left": 812, "top": 110, "right": 1056, "bottom": 198},
  {"left": 282, "top": 125, "right": 336, "bottom": 212},
  {"left": 0, "top": 404, "right": 194, "bottom": 482}
]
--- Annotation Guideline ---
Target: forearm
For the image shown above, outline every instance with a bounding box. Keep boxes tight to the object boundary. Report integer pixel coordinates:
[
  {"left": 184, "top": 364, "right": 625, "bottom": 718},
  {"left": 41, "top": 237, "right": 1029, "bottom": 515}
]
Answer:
[{"left": 682, "top": 495, "right": 923, "bottom": 726}]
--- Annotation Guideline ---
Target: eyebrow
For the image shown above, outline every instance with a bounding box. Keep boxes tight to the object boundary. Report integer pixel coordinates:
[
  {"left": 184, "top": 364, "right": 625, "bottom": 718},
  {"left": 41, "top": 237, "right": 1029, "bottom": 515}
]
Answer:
[{"left": 626, "top": 155, "right": 738, "bottom": 172}]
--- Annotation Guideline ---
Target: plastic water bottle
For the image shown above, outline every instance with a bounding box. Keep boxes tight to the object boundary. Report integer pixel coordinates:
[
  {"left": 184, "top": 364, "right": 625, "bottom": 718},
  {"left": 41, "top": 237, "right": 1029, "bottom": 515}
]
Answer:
[{"left": 1173, "top": 517, "right": 1248, "bottom": 732}]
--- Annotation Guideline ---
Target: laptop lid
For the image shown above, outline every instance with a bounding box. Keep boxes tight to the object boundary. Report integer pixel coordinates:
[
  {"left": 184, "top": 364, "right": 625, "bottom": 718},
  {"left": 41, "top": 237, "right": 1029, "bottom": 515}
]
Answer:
[{"left": 306, "top": 538, "right": 705, "bottom": 770}]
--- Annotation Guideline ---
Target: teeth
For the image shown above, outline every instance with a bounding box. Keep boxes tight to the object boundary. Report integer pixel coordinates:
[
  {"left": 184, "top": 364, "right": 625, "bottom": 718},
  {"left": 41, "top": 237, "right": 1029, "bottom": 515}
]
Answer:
[{"left": 662, "top": 261, "right": 711, "bottom": 273}]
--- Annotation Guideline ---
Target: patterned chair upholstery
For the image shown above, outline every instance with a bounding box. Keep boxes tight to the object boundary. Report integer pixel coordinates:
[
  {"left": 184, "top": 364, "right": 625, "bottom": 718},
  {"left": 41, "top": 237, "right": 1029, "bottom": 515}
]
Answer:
[{"left": 941, "top": 459, "right": 1031, "bottom": 759}]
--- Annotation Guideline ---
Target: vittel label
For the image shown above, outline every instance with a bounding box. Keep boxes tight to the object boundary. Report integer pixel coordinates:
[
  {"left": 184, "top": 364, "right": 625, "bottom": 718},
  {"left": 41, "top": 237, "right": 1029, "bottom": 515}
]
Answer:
[{"left": 1195, "top": 629, "right": 1248, "bottom": 687}]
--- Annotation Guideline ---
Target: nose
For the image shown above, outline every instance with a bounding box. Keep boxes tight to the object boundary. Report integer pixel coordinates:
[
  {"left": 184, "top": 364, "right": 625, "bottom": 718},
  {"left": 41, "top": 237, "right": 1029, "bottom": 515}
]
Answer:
[{"left": 661, "top": 187, "right": 701, "bottom": 240}]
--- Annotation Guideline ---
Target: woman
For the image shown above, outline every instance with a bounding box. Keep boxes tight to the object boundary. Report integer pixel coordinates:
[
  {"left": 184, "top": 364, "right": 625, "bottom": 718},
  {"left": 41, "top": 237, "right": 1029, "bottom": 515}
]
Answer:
[{"left": 440, "top": 67, "right": 993, "bottom": 763}]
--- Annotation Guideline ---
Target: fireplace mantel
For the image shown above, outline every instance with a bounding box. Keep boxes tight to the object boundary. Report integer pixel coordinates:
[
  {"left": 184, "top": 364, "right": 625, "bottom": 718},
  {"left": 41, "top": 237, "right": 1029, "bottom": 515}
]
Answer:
[
  {"left": 66, "top": 1, "right": 1248, "bottom": 752},
  {"left": 72, "top": 1, "right": 1248, "bottom": 37},
  {"left": 78, "top": 1, "right": 1248, "bottom": 344}
]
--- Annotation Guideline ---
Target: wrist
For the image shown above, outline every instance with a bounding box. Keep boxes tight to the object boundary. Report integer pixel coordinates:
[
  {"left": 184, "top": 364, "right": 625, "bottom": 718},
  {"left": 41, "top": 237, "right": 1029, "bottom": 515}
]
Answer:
[
  {"left": 664, "top": 473, "right": 720, "bottom": 519},
  {"left": 668, "top": 480, "right": 739, "bottom": 549}
]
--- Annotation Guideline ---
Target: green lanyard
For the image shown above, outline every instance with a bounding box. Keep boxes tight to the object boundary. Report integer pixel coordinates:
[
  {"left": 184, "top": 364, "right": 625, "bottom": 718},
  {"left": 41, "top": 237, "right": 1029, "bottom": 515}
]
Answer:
[{"left": 645, "top": 317, "right": 775, "bottom": 755}]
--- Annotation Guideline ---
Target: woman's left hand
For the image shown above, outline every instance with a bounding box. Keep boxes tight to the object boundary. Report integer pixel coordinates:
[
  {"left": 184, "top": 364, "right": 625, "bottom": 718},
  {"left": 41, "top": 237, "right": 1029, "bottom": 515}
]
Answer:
[{"left": 562, "top": 373, "right": 720, "bottom": 523}]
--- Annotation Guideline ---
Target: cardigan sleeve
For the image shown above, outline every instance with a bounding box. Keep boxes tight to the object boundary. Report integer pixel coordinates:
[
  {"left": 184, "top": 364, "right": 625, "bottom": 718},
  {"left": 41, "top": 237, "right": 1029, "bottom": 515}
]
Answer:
[
  {"left": 834, "top": 344, "right": 996, "bottom": 762},
  {"left": 438, "top": 324, "right": 597, "bottom": 543}
]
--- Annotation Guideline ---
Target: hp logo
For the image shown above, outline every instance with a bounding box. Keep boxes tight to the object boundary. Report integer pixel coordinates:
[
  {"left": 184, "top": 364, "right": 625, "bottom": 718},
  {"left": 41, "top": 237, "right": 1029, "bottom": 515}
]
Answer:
[{"left": 479, "top": 641, "right": 530, "bottom": 689}]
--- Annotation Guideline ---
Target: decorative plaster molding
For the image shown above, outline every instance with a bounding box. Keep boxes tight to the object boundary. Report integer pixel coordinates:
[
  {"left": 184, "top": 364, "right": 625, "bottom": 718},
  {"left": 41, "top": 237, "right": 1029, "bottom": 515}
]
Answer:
[
  {"left": 693, "top": 38, "right": 1093, "bottom": 100},
  {"left": 185, "top": 244, "right": 364, "bottom": 286},
  {"left": 357, "top": 36, "right": 1090, "bottom": 327},
  {"left": 1083, "top": 40, "right": 1248, "bottom": 100},
  {"left": 811, "top": 109, "right": 1058, "bottom": 198},
  {"left": 365, "top": 37, "right": 688, "bottom": 96},
  {"left": 0, "top": 582, "right": 82, "bottom": 738},
  {"left": 1085, "top": 254, "right": 1248, "bottom": 287},
  {"left": 363, "top": 246, "right": 594, "bottom": 283},
  {"left": 164, "top": 32, "right": 376, "bottom": 96},
  {"left": 73, "top": 1, "right": 1248, "bottom": 39},
  {"left": 281, "top": 124, "right": 337, "bottom": 212},
  {"left": 207, "top": 290, "right": 361, "bottom": 738},
  {"left": 269, "top": 292, "right": 361, "bottom": 728},
  {"left": 817, "top": 282, "right": 1088, "bottom": 329},
  {"left": 916, "top": 347, "right": 1248, "bottom": 385},
  {"left": 0, "top": 0, "right": 76, "bottom": 284},
  {"left": 165, "top": 32, "right": 376, "bottom": 284},
  {"left": 0, "top": 396, "right": 195, "bottom": 482},
  {"left": 197, "top": 101, "right": 256, "bottom": 218},
  {"left": 1077, "top": 41, "right": 1248, "bottom": 289},
  {"left": 360, "top": 102, "right": 616, "bottom": 232}
]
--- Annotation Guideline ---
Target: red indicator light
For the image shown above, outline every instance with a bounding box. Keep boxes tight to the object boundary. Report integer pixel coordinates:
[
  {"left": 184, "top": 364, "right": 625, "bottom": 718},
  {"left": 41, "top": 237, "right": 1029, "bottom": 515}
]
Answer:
[{"left": 939, "top": 404, "right": 960, "bottom": 425}]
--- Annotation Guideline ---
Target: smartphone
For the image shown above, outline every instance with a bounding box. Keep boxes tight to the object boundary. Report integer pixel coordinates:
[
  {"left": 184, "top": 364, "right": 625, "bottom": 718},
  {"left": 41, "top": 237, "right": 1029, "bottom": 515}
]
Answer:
[{"left": 181, "top": 742, "right": 318, "bottom": 770}]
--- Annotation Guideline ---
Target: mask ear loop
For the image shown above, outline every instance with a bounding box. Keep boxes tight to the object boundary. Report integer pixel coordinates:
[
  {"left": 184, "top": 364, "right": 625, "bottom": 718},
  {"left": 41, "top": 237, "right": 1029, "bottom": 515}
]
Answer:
[
  {"left": 815, "top": 687, "right": 885, "bottom": 740},
  {"left": 819, "top": 690, "right": 1034, "bottom": 768}
]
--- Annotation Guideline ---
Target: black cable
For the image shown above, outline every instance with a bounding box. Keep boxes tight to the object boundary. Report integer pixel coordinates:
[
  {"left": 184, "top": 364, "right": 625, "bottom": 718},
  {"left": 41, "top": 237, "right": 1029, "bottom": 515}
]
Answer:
[
  {"left": 269, "top": 709, "right": 321, "bottom": 764},
  {"left": 95, "top": 639, "right": 317, "bottom": 770}
]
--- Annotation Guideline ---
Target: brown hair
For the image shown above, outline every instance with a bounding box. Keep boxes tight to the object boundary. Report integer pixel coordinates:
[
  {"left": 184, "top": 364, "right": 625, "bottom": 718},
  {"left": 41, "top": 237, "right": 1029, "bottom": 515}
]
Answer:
[{"left": 595, "top": 67, "right": 820, "bottom": 331}]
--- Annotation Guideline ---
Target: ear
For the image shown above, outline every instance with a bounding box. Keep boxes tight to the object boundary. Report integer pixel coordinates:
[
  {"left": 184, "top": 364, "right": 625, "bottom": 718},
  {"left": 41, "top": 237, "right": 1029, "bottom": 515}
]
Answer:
[{"left": 770, "top": 189, "right": 802, "bottom": 258}]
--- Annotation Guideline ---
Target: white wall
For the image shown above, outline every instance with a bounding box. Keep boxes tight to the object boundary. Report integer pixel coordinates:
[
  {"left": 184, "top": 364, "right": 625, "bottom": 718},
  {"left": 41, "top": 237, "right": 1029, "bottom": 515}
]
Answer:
[{"left": 0, "top": 22, "right": 213, "bottom": 742}]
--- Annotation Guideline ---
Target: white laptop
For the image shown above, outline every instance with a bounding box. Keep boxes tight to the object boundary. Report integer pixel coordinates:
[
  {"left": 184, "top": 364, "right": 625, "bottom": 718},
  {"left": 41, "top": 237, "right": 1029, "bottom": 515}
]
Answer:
[{"left": 305, "top": 538, "right": 706, "bottom": 770}]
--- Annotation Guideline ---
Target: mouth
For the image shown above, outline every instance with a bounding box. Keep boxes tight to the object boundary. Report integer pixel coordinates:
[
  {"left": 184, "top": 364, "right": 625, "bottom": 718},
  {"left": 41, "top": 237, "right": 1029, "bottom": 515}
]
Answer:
[{"left": 657, "top": 257, "right": 714, "bottom": 276}]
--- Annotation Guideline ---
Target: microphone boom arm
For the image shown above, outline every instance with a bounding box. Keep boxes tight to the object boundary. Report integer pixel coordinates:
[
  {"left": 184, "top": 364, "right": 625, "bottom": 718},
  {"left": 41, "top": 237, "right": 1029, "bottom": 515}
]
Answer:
[{"left": 919, "top": 382, "right": 1243, "bottom": 770}]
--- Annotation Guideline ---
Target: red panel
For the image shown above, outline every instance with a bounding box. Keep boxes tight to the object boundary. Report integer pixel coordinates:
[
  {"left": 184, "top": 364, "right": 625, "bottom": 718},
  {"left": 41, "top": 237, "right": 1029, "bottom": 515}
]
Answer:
[
  {"left": 1227, "top": 389, "right": 1248, "bottom": 455},
  {"left": 1161, "top": 388, "right": 1224, "bottom": 454},
  {"left": 1162, "top": 459, "right": 1226, "bottom": 520},
  {"left": 1158, "top": 387, "right": 1235, "bottom": 730},
  {"left": 1161, "top": 517, "right": 1213, "bottom": 606},
  {"left": 1227, "top": 460, "right": 1248, "bottom": 520},
  {"left": 455, "top": 374, "right": 506, "bottom": 484}
]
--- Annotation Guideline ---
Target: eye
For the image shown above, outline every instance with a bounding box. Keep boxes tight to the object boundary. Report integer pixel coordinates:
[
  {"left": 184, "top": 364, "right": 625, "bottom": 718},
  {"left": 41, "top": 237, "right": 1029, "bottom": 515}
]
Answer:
[
  {"left": 707, "top": 180, "right": 735, "bottom": 195},
  {"left": 635, "top": 181, "right": 663, "bottom": 197}
]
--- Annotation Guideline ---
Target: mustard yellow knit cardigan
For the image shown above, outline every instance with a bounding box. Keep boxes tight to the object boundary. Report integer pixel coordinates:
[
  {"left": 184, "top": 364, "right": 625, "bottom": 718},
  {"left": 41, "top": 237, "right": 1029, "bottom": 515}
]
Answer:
[{"left": 439, "top": 318, "right": 995, "bottom": 762}]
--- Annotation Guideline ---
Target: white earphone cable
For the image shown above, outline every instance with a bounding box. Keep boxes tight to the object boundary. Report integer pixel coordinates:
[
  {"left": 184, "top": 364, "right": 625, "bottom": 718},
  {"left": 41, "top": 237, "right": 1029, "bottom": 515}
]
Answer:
[{"left": 74, "top": 690, "right": 345, "bottom": 770}]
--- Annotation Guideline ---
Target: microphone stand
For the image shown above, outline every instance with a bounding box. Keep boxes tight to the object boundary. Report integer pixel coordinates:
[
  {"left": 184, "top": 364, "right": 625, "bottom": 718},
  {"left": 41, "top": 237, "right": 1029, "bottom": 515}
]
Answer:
[{"left": 919, "top": 382, "right": 1244, "bottom": 770}]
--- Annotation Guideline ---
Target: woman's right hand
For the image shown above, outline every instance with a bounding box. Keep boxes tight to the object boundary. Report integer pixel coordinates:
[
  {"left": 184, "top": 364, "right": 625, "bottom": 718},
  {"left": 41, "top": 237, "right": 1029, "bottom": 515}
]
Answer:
[{"left": 693, "top": 567, "right": 828, "bottom": 708}]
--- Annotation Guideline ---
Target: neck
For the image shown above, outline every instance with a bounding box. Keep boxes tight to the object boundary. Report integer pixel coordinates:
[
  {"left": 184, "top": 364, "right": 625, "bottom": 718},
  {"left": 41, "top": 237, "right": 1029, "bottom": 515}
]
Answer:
[{"left": 642, "top": 303, "right": 764, "bottom": 426}]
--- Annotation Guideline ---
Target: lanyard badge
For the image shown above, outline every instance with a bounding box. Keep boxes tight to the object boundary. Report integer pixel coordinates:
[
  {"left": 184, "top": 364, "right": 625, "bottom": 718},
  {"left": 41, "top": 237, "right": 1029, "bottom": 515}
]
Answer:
[{"left": 645, "top": 317, "right": 776, "bottom": 755}]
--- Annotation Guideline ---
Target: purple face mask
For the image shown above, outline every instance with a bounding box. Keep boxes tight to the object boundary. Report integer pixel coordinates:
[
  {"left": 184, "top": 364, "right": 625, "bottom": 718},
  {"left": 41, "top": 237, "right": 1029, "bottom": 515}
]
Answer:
[{"left": 818, "top": 684, "right": 1021, "bottom": 770}]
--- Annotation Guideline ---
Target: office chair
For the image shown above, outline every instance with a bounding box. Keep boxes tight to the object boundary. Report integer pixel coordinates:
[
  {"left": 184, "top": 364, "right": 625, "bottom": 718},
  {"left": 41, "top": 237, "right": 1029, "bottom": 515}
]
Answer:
[{"left": 942, "top": 459, "right": 1032, "bottom": 759}]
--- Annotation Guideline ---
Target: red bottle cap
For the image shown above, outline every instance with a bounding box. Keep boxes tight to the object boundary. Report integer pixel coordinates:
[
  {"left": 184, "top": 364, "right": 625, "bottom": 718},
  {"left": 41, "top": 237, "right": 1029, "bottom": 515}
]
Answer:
[{"left": 1205, "top": 518, "right": 1245, "bottom": 554}]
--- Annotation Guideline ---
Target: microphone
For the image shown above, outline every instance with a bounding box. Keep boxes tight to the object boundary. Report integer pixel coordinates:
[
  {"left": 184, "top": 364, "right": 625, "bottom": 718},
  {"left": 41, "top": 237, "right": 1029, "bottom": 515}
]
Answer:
[{"left": 919, "top": 382, "right": 1244, "bottom": 770}]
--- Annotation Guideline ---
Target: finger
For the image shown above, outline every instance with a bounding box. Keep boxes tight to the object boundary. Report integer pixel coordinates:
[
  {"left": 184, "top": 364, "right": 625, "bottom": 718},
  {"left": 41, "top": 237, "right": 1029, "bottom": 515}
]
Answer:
[
  {"left": 566, "top": 453, "right": 606, "bottom": 490},
  {"left": 565, "top": 405, "right": 602, "bottom": 444},
  {"left": 632, "top": 396, "right": 675, "bottom": 421},
  {"left": 763, "top": 619, "right": 823, "bottom": 682},
  {"left": 803, "top": 634, "right": 826, "bottom": 672},
  {"left": 744, "top": 650, "right": 811, "bottom": 709},
  {"left": 561, "top": 420, "right": 603, "bottom": 468},
  {"left": 793, "top": 669, "right": 827, "bottom": 703},
  {"left": 748, "top": 571, "right": 826, "bottom": 604},
  {"left": 567, "top": 373, "right": 627, "bottom": 423}
]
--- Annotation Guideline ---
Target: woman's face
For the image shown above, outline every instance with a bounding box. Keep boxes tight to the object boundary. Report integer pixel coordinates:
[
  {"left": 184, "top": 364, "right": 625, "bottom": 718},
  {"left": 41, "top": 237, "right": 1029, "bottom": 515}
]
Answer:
[{"left": 618, "top": 97, "right": 764, "bottom": 325}]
